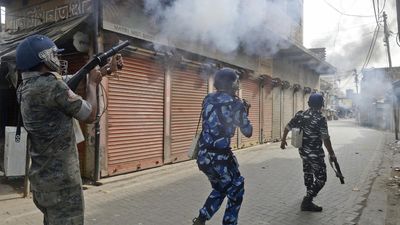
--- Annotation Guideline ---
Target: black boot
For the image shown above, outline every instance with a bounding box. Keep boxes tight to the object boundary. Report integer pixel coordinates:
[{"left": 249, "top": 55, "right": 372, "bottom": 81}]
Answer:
[
  {"left": 192, "top": 217, "right": 206, "bottom": 225},
  {"left": 301, "top": 196, "right": 323, "bottom": 212}
]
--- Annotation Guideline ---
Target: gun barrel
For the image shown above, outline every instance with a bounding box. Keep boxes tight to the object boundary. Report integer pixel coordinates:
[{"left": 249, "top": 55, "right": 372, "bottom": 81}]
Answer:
[
  {"left": 67, "top": 40, "right": 130, "bottom": 91},
  {"left": 102, "top": 40, "right": 130, "bottom": 59}
]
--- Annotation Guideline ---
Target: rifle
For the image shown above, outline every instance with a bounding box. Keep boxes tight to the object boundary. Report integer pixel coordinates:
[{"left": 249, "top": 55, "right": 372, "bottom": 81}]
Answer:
[
  {"left": 67, "top": 40, "right": 130, "bottom": 91},
  {"left": 329, "top": 156, "right": 345, "bottom": 184}
]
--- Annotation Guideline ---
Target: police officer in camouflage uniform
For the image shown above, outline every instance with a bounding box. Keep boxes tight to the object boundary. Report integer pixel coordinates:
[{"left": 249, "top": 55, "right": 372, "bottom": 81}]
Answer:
[
  {"left": 192, "top": 68, "right": 252, "bottom": 225},
  {"left": 15, "top": 35, "right": 117, "bottom": 225},
  {"left": 280, "top": 93, "right": 336, "bottom": 212}
]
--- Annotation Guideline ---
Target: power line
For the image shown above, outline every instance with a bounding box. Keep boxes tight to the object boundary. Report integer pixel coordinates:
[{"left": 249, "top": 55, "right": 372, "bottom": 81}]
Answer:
[
  {"left": 308, "top": 22, "right": 377, "bottom": 35},
  {"left": 378, "top": 0, "right": 387, "bottom": 15},
  {"left": 361, "top": 24, "right": 380, "bottom": 70},
  {"left": 323, "top": 0, "right": 375, "bottom": 17}
]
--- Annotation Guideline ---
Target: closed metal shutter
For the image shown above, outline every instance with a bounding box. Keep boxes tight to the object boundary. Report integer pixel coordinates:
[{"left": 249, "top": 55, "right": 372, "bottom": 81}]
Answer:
[
  {"left": 241, "top": 78, "right": 260, "bottom": 147},
  {"left": 296, "top": 91, "right": 304, "bottom": 112},
  {"left": 282, "top": 88, "right": 294, "bottom": 131},
  {"left": 304, "top": 93, "right": 311, "bottom": 110},
  {"left": 262, "top": 76, "right": 273, "bottom": 142},
  {"left": 171, "top": 65, "right": 208, "bottom": 162},
  {"left": 272, "top": 87, "right": 282, "bottom": 140},
  {"left": 107, "top": 54, "right": 165, "bottom": 175}
]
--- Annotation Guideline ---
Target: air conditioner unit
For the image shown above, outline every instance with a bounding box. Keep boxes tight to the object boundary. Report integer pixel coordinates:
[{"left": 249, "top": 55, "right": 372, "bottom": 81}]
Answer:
[{"left": 4, "top": 126, "right": 27, "bottom": 177}]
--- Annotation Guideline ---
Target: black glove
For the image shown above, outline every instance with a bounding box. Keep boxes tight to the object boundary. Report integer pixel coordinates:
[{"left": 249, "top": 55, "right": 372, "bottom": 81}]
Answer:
[{"left": 243, "top": 99, "right": 251, "bottom": 114}]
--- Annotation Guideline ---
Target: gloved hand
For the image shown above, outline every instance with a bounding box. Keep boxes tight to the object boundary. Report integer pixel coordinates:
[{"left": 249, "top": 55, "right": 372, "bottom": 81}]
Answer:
[{"left": 243, "top": 99, "right": 251, "bottom": 114}]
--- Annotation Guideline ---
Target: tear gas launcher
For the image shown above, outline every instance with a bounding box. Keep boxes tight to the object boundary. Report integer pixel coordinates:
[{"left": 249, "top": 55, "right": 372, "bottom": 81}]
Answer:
[
  {"left": 67, "top": 40, "right": 130, "bottom": 91},
  {"left": 329, "top": 157, "right": 345, "bottom": 184}
]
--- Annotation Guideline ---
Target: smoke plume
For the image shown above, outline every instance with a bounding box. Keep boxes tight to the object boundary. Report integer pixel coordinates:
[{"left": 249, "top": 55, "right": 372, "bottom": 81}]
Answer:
[{"left": 143, "top": 0, "right": 302, "bottom": 56}]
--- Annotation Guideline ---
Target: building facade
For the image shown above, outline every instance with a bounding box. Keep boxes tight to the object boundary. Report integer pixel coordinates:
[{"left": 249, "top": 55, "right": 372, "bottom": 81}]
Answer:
[{"left": 0, "top": 0, "right": 335, "bottom": 178}]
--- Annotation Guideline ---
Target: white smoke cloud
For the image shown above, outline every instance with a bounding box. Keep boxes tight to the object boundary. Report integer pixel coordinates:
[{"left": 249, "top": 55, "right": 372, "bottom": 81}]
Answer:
[{"left": 144, "top": 0, "right": 302, "bottom": 56}]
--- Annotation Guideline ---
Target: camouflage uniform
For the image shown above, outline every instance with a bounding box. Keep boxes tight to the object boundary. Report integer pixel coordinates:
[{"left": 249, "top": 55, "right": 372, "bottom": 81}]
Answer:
[
  {"left": 17, "top": 71, "right": 92, "bottom": 225},
  {"left": 196, "top": 91, "right": 252, "bottom": 225},
  {"left": 286, "top": 108, "right": 330, "bottom": 198}
]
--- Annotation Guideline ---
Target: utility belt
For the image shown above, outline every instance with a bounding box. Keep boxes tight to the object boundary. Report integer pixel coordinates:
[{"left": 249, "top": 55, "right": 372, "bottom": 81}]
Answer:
[{"left": 206, "top": 147, "right": 233, "bottom": 155}]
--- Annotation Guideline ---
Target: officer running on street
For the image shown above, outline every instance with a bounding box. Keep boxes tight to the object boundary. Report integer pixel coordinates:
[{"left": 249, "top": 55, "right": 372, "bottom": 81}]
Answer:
[
  {"left": 280, "top": 93, "right": 337, "bottom": 212},
  {"left": 193, "top": 68, "right": 252, "bottom": 225}
]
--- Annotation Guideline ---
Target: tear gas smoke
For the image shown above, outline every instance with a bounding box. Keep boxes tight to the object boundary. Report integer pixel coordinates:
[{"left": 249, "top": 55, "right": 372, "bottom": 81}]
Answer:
[{"left": 143, "top": 0, "right": 302, "bottom": 56}]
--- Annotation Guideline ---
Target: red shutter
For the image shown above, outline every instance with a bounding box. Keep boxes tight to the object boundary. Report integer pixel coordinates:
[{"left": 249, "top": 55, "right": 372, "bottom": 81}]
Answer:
[
  {"left": 262, "top": 76, "right": 273, "bottom": 142},
  {"left": 170, "top": 65, "right": 208, "bottom": 162},
  {"left": 107, "top": 54, "right": 165, "bottom": 175},
  {"left": 272, "top": 87, "right": 282, "bottom": 140},
  {"left": 241, "top": 78, "right": 260, "bottom": 147},
  {"left": 283, "top": 88, "right": 294, "bottom": 132}
]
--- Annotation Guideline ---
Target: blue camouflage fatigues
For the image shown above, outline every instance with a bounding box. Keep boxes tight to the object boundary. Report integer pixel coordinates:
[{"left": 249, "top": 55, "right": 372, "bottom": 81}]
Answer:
[
  {"left": 196, "top": 91, "right": 252, "bottom": 225},
  {"left": 286, "top": 109, "right": 330, "bottom": 198}
]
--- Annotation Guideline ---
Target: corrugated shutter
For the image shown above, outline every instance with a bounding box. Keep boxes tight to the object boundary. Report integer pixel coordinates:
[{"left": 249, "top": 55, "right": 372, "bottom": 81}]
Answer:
[
  {"left": 241, "top": 78, "right": 260, "bottom": 147},
  {"left": 107, "top": 54, "right": 165, "bottom": 175},
  {"left": 272, "top": 87, "right": 282, "bottom": 140},
  {"left": 304, "top": 93, "right": 311, "bottom": 110},
  {"left": 295, "top": 91, "right": 304, "bottom": 113},
  {"left": 171, "top": 65, "right": 207, "bottom": 162},
  {"left": 262, "top": 76, "right": 273, "bottom": 142},
  {"left": 282, "top": 88, "right": 294, "bottom": 131}
]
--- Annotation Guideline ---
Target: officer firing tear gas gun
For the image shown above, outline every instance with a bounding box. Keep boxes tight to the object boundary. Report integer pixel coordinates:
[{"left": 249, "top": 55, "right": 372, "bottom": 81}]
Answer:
[
  {"left": 15, "top": 35, "right": 124, "bottom": 225},
  {"left": 192, "top": 68, "right": 252, "bottom": 225}
]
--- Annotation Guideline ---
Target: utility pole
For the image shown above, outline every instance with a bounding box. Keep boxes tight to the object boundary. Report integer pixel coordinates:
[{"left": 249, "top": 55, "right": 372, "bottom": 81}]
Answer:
[
  {"left": 383, "top": 12, "right": 392, "bottom": 68},
  {"left": 383, "top": 11, "right": 398, "bottom": 139},
  {"left": 353, "top": 69, "right": 359, "bottom": 94}
]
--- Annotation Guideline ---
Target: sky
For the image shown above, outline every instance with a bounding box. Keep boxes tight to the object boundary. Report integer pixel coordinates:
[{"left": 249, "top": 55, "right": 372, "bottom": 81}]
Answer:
[
  {"left": 304, "top": 0, "right": 400, "bottom": 92},
  {"left": 1, "top": 7, "right": 4, "bottom": 24}
]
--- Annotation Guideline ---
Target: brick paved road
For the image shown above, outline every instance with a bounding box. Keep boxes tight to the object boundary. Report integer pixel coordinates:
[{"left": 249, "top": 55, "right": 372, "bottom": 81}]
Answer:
[{"left": 0, "top": 120, "right": 389, "bottom": 225}]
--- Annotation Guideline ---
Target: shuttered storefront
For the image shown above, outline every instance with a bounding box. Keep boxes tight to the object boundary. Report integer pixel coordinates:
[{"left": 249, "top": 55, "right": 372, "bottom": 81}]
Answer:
[
  {"left": 241, "top": 78, "right": 260, "bottom": 147},
  {"left": 171, "top": 65, "right": 208, "bottom": 162},
  {"left": 304, "top": 91, "right": 311, "bottom": 110},
  {"left": 282, "top": 88, "right": 294, "bottom": 131},
  {"left": 271, "top": 87, "right": 282, "bottom": 140},
  {"left": 107, "top": 54, "right": 165, "bottom": 175},
  {"left": 262, "top": 76, "right": 273, "bottom": 143},
  {"left": 296, "top": 91, "right": 305, "bottom": 112}
]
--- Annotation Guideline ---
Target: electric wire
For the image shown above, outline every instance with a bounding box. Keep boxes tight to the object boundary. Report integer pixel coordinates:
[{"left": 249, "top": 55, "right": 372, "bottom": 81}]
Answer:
[
  {"left": 323, "top": 0, "right": 375, "bottom": 17},
  {"left": 372, "top": 0, "right": 380, "bottom": 25},
  {"left": 362, "top": 24, "right": 380, "bottom": 70},
  {"left": 378, "top": 0, "right": 386, "bottom": 15},
  {"left": 360, "top": 0, "right": 382, "bottom": 71}
]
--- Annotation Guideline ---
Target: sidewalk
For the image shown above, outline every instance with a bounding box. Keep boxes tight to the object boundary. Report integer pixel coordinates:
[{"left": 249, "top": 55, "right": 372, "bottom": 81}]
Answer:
[{"left": 357, "top": 136, "right": 400, "bottom": 225}]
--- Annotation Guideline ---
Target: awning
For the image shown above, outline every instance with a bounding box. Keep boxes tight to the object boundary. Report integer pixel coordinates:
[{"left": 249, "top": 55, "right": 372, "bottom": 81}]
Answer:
[
  {"left": 0, "top": 14, "right": 90, "bottom": 87},
  {"left": 277, "top": 40, "right": 336, "bottom": 75}
]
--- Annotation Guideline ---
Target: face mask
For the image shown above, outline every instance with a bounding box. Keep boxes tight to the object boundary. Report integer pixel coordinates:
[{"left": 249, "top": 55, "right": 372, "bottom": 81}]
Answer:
[{"left": 38, "top": 46, "right": 61, "bottom": 72}]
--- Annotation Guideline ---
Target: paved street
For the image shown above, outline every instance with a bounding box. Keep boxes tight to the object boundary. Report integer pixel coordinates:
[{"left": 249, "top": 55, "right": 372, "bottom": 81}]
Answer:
[{"left": 0, "top": 120, "right": 392, "bottom": 225}]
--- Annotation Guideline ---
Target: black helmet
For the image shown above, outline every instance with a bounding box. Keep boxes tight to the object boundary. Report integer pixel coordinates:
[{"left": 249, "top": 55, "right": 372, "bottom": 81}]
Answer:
[
  {"left": 308, "top": 93, "right": 324, "bottom": 108},
  {"left": 214, "top": 68, "right": 239, "bottom": 92}
]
